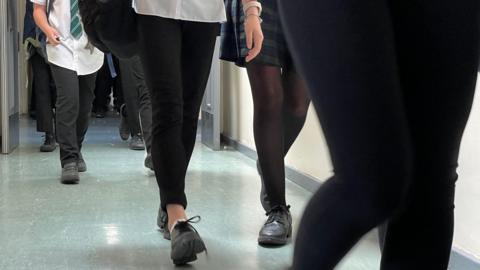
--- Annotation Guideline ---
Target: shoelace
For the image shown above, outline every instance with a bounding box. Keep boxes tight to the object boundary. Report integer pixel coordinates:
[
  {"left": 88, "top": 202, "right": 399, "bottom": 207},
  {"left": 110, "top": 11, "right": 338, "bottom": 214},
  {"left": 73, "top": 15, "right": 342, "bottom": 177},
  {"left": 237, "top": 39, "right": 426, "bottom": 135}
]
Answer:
[
  {"left": 170, "top": 215, "right": 202, "bottom": 231},
  {"left": 265, "top": 205, "right": 290, "bottom": 225}
]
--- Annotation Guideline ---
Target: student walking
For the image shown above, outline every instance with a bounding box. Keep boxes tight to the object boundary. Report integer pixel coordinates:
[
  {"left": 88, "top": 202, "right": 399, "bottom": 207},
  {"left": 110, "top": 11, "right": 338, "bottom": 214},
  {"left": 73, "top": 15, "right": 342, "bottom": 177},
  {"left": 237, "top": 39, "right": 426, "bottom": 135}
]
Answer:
[{"left": 33, "top": 0, "right": 104, "bottom": 184}]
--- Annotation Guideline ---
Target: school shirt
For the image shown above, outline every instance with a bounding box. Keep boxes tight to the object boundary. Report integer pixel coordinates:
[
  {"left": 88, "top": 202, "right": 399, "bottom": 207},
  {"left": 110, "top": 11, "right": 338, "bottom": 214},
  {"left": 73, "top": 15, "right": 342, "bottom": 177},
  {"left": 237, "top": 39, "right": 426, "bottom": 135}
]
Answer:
[
  {"left": 30, "top": 0, "right": 104, "bottom": 75},
  {"left": 133, "top": 0, "right": 227, "bottom": 23}
]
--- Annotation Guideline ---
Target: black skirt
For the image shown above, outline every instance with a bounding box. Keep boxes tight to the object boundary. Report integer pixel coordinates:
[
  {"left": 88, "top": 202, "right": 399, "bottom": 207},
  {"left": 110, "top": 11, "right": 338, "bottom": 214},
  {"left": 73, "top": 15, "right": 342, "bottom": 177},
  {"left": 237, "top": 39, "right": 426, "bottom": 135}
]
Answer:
[{"left": 220, "top": 0, "right": 292, "bottom": 68}]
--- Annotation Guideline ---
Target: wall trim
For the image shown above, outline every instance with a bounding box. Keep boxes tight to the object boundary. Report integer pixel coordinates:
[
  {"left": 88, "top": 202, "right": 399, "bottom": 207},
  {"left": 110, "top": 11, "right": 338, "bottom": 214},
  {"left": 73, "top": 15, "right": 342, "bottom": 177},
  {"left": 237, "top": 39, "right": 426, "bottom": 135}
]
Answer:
[{"left": 221, "top": 134, "right": 480, "bottom": 270}]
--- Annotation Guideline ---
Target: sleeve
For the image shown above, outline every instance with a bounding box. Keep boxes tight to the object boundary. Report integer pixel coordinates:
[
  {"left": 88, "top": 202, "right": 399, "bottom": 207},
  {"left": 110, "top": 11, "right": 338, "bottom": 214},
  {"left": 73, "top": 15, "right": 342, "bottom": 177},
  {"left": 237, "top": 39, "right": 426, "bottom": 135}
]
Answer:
[{"left": 31, "top": 0, "right": 46, "bottom": 6}]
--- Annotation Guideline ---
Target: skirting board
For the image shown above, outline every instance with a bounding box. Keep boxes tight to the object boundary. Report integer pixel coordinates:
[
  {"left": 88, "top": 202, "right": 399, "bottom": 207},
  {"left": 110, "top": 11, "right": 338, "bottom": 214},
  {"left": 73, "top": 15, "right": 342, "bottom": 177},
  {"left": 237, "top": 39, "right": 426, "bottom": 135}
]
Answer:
[{"left": 220, "top": 134, "right": 480, "bottom": 270}]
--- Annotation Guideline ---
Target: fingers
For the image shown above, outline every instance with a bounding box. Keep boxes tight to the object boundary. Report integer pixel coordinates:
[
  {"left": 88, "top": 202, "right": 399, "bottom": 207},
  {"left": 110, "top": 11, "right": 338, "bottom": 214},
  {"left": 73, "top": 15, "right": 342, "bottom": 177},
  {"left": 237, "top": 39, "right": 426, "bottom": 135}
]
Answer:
[
  {"left": 49, "top": 28, "right": 61, "bottom": 46},
  {"left": 246, "top": 30, "right": 263, "bottom": 62},
  {"left": 246, "top": 27, "right": 253, "bottom": 50},
  {"left": 48, "top": 35, "right": 60, "bottom": 46},
  {"left": 48, "top": 34, "right": 60, "bottom": 45}
]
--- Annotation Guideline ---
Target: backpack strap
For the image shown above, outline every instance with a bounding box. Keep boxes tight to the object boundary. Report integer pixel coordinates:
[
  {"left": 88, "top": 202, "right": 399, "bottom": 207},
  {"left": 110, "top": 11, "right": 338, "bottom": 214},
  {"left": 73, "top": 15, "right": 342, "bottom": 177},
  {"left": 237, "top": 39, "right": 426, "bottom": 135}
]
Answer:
[{"left": 46, "top": 0, "right": 54, "bottom": 19}]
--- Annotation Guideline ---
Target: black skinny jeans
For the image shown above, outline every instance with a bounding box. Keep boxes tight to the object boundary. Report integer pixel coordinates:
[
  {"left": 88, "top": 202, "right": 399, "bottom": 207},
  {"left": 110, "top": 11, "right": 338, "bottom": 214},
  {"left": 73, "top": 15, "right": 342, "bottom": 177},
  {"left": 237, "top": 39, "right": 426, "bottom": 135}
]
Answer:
[
  {"left": 278, "top": 0, "right": 480, "bottom": 269},
  {"left": 137, "top": 15, "right": 220, "bottom": 210}
]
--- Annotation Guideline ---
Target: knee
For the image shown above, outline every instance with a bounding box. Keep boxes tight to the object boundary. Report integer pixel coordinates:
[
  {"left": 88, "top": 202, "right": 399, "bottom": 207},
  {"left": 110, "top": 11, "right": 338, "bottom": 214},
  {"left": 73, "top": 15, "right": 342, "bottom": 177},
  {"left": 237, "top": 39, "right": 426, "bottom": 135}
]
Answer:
[
  {"left": 286, "top": 101, "right": 309, "bottom": 119},
  {"left": 254, "top": 89, "right": 283, "bottom": 116},
  {"left": 56, "top": 96, "right": 79, "bottom": 118},
  {"left": 367, "top": 159, "right": 413, "bottom": 219},
  {"left": 151, "top": 104, "right": 182, "bottom": 135}
]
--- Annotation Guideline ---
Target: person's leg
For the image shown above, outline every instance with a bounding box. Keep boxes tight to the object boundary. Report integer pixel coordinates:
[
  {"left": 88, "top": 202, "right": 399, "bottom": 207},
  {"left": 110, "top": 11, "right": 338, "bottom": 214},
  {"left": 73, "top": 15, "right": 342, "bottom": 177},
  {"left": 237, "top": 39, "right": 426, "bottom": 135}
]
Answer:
[
  {"left": 93, "top": 57, "right": 112, "bottom": 115},
  {"left": 138, "top": 16, "right": 187, "bottom": 216},
  {"left": 138, "top": 16, "right": 214, "bottom": 265},
  {"left": 50, "top": 64, "right": 81, "bottom": 167},
  {"left": 50, "top": 65, "right": 82, "bottom": 184},
  {"left": 128, "top": 56, "right": 153, "bottom": 156},
  {"left": 180, "top": 22, "right": 220, "bottom": 165},
  {"left": 119, "top": 59, "right": 142, "bottom": 135},
  {"left": 247, "top": 64, "right": 287, "bottom": 208},
  {"left": 31, "top": 53, "right": 57, "bottom": 152},
  {"left": 76, "top": 72, "right": 97, "bottom": 161},
  {"left": 247, "top": 64, "right": 301, "bottom": 245},
  {"left": 138, "top": 75, "right": 152, "bottom": 156},
  {"left": 112, "top": 55, "right": 123, "bottom": 112},
  {"left": 31, "top": 53, "right": 55, "bottom": 134},
  {"left": 281, "top": 68, "right": 310, "bottom": 154},
  {"left": 379, "top": 1, "right": 479, "bottom": 269},
  {"left": 279, "top": 1, "right": 413, "bottom": 268},
  {"left": 256, "top": 62, "right": 311, "bottom": 213},
  {"left": 118, "top": 58, "right": 144, "bottom": 150}
]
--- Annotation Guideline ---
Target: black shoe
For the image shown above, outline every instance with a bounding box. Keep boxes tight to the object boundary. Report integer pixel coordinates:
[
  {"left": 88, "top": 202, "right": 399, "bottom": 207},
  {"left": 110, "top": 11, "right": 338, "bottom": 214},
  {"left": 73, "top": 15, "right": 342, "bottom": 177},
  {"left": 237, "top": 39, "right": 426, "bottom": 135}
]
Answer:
[
  {"left": 61, "top": 162, "right": 79, "bottom": 184},
  {"left": 258, "top": 205, "right": 292, "bottom": 246},
  {"left": 170, "top": 216, "right": 207, "bottom": 265},
  {"left": 77, "top": 154, "right": 87, "bottom": 172},
  {"left": 145, "top": 153, "right": 154, "bottom": 171},
  {"left": 257, "top": 161, "right": 272, "bottom": 212},
  {"left": 157, "top": 208, "right": 170, "bottom": 240},
  {"left": 129, "top": 134, "right": 145, "bottom": 150},
  {"left": 40, "top": 132, "right": 56, "bottom": 152}
]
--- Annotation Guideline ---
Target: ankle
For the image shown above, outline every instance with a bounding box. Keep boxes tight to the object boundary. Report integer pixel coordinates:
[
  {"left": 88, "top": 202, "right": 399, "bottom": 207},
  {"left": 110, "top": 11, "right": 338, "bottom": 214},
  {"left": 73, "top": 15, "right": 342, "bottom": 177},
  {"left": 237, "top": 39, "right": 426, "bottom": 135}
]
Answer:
[{"left": 166, "top": 204, "right": 187, "bottom": 231}]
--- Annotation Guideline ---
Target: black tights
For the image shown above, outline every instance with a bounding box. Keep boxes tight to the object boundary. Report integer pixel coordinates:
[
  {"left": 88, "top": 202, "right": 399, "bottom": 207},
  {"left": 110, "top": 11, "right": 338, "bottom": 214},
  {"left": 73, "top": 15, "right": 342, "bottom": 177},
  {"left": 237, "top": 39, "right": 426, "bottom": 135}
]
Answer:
[
  {"left": 279, "top": 0, "right": 479, "bottom": 269},
  {"left": 246, "top": 64, "right": 310, "bottom": 208}
]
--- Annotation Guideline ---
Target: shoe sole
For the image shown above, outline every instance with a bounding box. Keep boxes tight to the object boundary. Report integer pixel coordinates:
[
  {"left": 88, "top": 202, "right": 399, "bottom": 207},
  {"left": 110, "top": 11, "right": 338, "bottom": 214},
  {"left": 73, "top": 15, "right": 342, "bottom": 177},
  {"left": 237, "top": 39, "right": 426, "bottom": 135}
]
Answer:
[
  {"left": 258, "top": 236, "right": 288, "bottom": 245},
  {"left": 61, "top": 177, "right": 79, "bottom": 184},
  {"left": 40, "top": 146, "right": 56, "bottom": 152},
  {"left": 258, "top": 227, "right": 292, "bottom": 246},
  {"left": 171, "top": 231, "right": 206, "bottom": 265},
  {"left": 129, "top": 146, "right": 146, "bottom": 151}
]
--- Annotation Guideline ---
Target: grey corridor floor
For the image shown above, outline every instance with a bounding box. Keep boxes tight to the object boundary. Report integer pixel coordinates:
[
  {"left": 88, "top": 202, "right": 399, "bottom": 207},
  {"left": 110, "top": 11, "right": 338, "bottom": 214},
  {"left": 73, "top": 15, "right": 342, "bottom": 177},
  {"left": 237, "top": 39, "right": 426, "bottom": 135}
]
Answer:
[{"left": 0, "top": 117, "right": 381, "bottom": 270}]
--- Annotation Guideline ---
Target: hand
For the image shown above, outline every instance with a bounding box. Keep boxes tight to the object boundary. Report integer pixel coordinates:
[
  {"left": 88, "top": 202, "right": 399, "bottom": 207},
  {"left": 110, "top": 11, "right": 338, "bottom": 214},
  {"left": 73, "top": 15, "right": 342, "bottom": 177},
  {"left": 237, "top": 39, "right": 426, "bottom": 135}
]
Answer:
[
  {"left": 45, "top": 26, "right": 61, "bottom": 46},
  {"left": 244, "top": 12, "right": 263, "bottom": 62}
]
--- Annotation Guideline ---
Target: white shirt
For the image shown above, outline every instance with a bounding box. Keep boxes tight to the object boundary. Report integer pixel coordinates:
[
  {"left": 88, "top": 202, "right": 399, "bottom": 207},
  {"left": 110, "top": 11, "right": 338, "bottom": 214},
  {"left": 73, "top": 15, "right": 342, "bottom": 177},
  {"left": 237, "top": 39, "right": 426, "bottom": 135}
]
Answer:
[
  {"left": 134, "top": 0, "right": 227, "bottom": 23},
  {"left": 31, "top": 0, "right": 104, "bottom": 75}
]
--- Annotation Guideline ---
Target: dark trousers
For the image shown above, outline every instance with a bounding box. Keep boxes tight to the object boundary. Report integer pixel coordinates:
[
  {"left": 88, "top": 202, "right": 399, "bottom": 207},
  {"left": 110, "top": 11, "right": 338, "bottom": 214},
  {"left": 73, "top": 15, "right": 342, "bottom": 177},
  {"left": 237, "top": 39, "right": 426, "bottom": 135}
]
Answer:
[
  {"left": 119, "top": 56, "right": 153, "bottom": 153},
  {"left": 279, "top": 1, "right": 479, "bottom": 269},
  {"left": 137, "top": 15, "right": 220, "bottom": 210},
  {"left": 93, "top": 55, "right": 122, "bottom": 112},
  {"left": 30, "top": 53, "right": 55, "bottom": 133},
  {"left": 50, "top": 65, "right": 97, "bottom": 167}
]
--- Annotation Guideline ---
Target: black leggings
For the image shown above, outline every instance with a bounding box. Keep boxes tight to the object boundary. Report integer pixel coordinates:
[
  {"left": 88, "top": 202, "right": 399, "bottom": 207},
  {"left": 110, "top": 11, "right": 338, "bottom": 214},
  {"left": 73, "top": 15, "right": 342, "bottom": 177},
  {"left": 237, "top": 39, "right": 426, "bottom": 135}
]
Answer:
[
  {"left": 278, "top": 0, "right": 479, "bottom": 269},
  {"left": 137, "top": 15, "right": 220, "bottom": 210}
]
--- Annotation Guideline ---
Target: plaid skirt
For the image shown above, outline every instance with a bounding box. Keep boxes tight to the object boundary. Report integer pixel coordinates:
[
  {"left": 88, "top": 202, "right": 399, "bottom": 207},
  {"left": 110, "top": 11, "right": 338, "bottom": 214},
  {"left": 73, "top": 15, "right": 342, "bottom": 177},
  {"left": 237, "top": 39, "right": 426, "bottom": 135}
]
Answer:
[{"left": 220, "top": 0, "right": 291, "bottom": 68}]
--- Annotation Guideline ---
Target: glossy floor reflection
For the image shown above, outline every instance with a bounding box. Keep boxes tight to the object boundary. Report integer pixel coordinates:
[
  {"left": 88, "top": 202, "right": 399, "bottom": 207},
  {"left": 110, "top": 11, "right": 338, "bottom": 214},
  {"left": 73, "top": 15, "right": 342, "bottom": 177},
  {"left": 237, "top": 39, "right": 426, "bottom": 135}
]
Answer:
[{"left": 0, "top": 117, "right": 380, "bottom": 270}]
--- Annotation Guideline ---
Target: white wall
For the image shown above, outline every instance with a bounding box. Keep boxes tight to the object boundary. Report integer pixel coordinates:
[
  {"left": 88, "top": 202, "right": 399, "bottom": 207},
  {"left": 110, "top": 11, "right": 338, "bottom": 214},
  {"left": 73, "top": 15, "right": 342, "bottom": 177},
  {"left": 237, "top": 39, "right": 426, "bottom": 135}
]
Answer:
[{"left": 455, "top": 78, "right": 480, "bottom": 260}]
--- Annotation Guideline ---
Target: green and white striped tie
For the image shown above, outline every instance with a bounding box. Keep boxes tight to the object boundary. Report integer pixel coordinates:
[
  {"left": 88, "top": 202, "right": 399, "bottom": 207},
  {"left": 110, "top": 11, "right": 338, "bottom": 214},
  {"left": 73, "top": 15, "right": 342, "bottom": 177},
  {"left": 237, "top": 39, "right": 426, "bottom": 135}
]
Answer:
[{"left": 70, "top": 0, "right": 83, "bottom": 39}]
